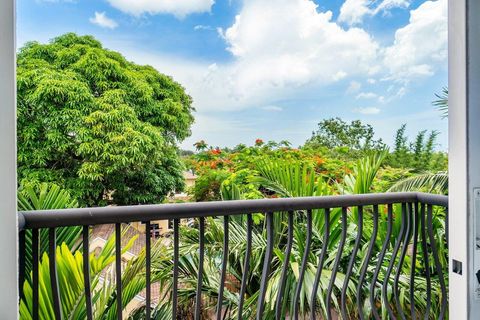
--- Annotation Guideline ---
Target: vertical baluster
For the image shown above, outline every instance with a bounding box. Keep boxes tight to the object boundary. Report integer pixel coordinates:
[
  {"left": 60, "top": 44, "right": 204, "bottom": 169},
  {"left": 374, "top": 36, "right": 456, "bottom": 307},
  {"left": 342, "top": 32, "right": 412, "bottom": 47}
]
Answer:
[
  {"left": 173, "top": 219, "right": 179, "bottom": 320},
  {"left": 326, "top": 207, "right": 347, "bottom": 320},
  {"left": 310, "top": 208, "right": 330, "bottom": 320},
  {"left": 32, "top": 228, "right": 39, "bottom": 320},
  {"left": 83, "top": 226, "right": 93, "bottom": 320},
  {"left": 49, "top": 228, "right": 62, "bottom": 319},
  {"left": 410, "top": 203, "right": 420, "bottom": 320},
  {"left": 357, "top": 205, "right": 379, "bottom": 320},
  {"left": 195, "top": 217, "right": 205, "bottom": 320},
  {"left": 341, "top": 206, "right": 363, "bottom": 319},
  {"left": 371, "top": 204, "right": 393, "bottom": 320},
  {"left": 382, "top": 203, "right": 407, "bottom": 318},
  {"left": 293, "top": 210, "right": 312, "bottom": 320},
  {"left": 427, "top": 205, "right": 447, "bottom": 319},
  {"left": 216, "top": 216, "right": 229, "bottom": 320},
  {"left": 256, "top": 212, "right": 274, "bottom": 320},
  {"left": 276, "top": 211, "right": 294, "bottom": 320},
  {"left": 420, "top": 203, "right": 432, "bottom": 319},
  {"left": 393, "top": 203, "right": 412, "bottom": 320},
  {"left": 19, "top": 230, "right": 26, "bottom": 302},
  {"left": 115, "top": 223, "right": 122, "bottom": 320},
  {"left": 238, "top": 214, "right": 252, "bottom": 320},
  {"left": 145, "top": 221, "right": 151, "bottom": 320}
]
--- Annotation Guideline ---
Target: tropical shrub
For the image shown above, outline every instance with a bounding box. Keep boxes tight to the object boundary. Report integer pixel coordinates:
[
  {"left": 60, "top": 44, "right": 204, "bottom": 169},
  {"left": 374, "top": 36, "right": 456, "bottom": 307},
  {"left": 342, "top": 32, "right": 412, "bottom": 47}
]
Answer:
[
  {"left": 18, "top": 183, "right": 81, "bottom": 275},
  {"left": 20, "top": 227, "right": 172, "bottom": 320},
  {"left": 189, "top": 169, "right": 231, "bottom": 202},
  {"left": 146, "top": 153, "right": 448, "bottom": 319}
]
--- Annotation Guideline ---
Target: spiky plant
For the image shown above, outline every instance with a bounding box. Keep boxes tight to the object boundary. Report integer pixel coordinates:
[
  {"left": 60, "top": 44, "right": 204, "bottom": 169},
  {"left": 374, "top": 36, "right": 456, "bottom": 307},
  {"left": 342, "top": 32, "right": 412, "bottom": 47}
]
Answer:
[{"left": 18, "top": 183, "right": 81, "bottom": 276}]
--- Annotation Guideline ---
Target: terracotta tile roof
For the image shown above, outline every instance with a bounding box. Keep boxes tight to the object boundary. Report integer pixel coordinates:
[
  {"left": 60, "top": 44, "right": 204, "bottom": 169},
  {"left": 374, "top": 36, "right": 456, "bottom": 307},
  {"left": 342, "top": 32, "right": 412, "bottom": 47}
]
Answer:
[
  {"left": 90, "top": 224, "right": 171, "bottom": 307},
  {"left": 90, "top": 223, "right": 147, "bottom": 256},
  {"left": 183, "top": 171, "right": 197, "bottom": 180}
]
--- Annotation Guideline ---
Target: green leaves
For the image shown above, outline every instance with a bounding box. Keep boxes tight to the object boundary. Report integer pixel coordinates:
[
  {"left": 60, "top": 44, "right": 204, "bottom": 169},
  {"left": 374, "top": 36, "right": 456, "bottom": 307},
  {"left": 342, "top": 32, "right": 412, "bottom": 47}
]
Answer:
[
  {"left": 338, "top": 150, "right": 388, "bottom": 195},
  {"left": 388, "top": 171, "right": 448, "bottom": 194},
  {"left": 19, "top": 225, "right": 169, "bottom": 320},
  {"left": 18, "top": 183, "right": 78, "bottom": 211},
  {"left": 19, "top": 183, "right": 82, "bottom": 276},
  {"left": 433, "top": 87, "right": 448, "bottom": 119},
  {"left": 305, "top": 118, "right": 385, "bottom": 152},
  {"left": 387, "top": 124, "right": 445, "bottom": 172},
  {"left": 17, "top": 33, "right": 194, "bottom": 206}
]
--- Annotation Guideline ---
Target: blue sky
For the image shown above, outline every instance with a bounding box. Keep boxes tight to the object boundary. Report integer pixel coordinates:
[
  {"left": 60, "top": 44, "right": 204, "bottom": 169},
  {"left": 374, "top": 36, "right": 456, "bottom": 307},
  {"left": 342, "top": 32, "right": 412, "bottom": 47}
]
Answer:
[{"left": 17, "top": 0, "right": 448, "bottom": 150}]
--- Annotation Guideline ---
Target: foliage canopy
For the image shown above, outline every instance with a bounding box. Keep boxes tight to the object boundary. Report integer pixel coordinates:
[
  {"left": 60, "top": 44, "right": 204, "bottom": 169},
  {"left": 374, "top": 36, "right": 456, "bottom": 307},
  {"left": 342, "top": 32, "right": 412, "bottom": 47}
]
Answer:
[
  {"left": 305, "top": 117, "right": 385, "bottom": 151},
  {"left": 17, "top": 33, "right": 194, "bottom": 205}
]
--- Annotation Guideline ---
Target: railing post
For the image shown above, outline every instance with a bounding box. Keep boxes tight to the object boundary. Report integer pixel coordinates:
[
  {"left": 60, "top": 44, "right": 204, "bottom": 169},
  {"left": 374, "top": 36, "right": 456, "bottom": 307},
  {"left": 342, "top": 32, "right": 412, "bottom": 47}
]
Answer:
[
  {"left": 449, "top": 0, "right": 480, "bottom": 318},
  {"left": 0, "top": 0, "right": 18, "bottom": 318}
]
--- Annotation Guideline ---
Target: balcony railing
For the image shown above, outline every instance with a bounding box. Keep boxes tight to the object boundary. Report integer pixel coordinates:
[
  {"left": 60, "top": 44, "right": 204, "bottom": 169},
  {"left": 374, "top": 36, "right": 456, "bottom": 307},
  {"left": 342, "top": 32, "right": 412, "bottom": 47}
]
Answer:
[{"left": 18, "top": 192, "right": 448, "bottom": 320}]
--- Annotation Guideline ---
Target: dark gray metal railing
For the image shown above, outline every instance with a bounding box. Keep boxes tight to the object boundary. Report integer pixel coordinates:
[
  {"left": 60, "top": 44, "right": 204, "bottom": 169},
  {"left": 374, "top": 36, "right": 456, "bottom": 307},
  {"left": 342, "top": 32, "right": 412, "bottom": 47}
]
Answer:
[{"left": 18, "top": 192, "right": 448, "bottom": 320}]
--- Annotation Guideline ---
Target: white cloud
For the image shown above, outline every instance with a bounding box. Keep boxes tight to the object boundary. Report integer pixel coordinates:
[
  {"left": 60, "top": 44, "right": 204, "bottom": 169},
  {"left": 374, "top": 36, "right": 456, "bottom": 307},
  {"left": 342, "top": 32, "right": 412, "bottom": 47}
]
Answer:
[
  {"left": 354, "top": 107, "right": 381, "bottom": 114},
  {"left": 356, "top": 92, "right": 378, "bottom": 99},
  {"left": 383, "top": 0, "right": 447, "bottom": 81},
  {"left": 333, "top": 71, "right": 348, "bottom": 81},
  {"left": 376, "top": 0, "right": 411, "bottom": 13},
  {"left": 262, "top": 105, "right": 283, "bottom": 112},
  {"left": 219, "top": 0, "right": 380, "bottom": 99},
  {"left": 347, "top": 81, "right": 362, "bottom": 94},
  {"left": 105, "top": 0, "right": 214, "bottom": 18},
  {"left": 338, "top": 0, "right": 372, "bottom": 25},
  {"left": 194, "top": 25, "right": 213, "bottom": 31},
  {"left": 339, "top": 0, "right": 410, "bottom": 26},
  {"left": 111, "top": 0, "right": 445, "bottom": 114},
  {"left": 89, "top": 12, "right": 118, "bottom": 29}
]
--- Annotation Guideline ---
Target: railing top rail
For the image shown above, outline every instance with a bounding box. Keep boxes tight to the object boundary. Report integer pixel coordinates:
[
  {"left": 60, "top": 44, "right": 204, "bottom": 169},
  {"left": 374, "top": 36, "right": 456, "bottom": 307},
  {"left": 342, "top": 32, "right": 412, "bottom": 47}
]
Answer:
[
  {"left": 18, "top": 192, "right": 448, "bottom": 230},
  {"left": 416, "top": 192, "right": 449, "bottom": 207}
]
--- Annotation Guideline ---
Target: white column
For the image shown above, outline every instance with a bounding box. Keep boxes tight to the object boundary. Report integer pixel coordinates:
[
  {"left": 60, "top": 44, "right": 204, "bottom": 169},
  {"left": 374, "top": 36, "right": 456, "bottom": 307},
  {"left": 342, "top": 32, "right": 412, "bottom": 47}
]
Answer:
[
  {"left": 0, "top": 0, "right": 18, "bottom": 318},
  {"left": 449, "top": 0, "right": 480, "bottom": 318}
]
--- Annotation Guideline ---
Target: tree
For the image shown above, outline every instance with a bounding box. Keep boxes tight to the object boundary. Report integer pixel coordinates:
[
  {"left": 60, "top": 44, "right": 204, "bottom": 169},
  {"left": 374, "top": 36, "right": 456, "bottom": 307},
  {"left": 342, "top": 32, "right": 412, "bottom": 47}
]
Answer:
[
  {"left": 305, "top": 118, "right": 384, "bottom": 151},
  {"left": 17, "top": 33, "right": 194, "bottom": 206},
  {"left": 387, "top": 88, "right": 449, "bottom": 194},
  {"left": 386, "top": 124, "right": 442, "bottom": 172},
  {"left": 193, "top": 140, "right": 208, "bottom": 151},
  {"left": 391, "top": 124, "right": 409, "bottom": 167}
]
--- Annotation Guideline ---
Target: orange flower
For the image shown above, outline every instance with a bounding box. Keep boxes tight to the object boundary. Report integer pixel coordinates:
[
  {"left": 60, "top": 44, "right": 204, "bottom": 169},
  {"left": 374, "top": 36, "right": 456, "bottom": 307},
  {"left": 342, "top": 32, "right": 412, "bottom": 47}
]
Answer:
[
  {"left": 313, "top": 156, "right": 324, "bottom": 166},
  {"left": 211, "top": 148, "right": 222, "bottom": 155},
  {"left": 255, "top": 139, "right": 264, "bottom": 146}
]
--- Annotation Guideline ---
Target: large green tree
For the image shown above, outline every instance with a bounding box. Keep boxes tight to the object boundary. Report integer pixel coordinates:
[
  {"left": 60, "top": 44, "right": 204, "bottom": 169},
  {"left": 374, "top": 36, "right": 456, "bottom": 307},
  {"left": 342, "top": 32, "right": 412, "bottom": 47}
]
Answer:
[
  {"left": 305, "top": 117, "right": 385, "bottom": 151},
  {"left": 17, "top": 33, "right": 194, "bottom": 206}
]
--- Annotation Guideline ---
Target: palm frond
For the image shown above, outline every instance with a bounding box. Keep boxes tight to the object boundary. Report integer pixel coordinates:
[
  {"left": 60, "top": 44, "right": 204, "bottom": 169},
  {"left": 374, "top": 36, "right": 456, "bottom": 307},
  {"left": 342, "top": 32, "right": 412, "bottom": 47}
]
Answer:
[
  {"left": 388, "top": 171, "right": 448, "bottom": 194},
  {"left": 433, "top": 87, "right": 448, "bottom": 119},
  {"left": 19, "top": 183, "right": 81, "bottom": 276},
  {"left": 337, "top": 150, "right": 388, "bottom": 194},
  {"left": 252, "top": 159, "right": 330, "bottom": 198}
]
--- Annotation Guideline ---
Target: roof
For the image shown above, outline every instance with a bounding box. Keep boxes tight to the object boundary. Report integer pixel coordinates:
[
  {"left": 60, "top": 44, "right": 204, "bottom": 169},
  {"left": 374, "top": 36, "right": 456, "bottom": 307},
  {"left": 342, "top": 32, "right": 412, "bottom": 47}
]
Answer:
[{"left": 183, "top": 171, "right": 197, "bottom": 180}]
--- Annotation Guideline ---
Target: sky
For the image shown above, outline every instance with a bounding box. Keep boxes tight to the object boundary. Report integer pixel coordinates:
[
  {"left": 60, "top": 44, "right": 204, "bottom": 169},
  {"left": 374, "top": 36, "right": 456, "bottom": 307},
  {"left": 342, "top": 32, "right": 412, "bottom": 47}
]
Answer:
[{"left": 17, "top": 0, "right": 448, "bottom": 151}]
